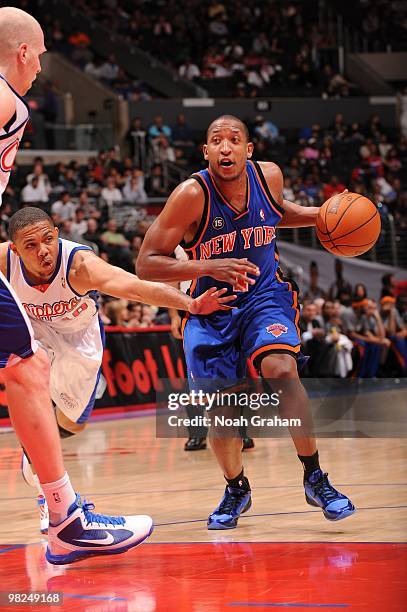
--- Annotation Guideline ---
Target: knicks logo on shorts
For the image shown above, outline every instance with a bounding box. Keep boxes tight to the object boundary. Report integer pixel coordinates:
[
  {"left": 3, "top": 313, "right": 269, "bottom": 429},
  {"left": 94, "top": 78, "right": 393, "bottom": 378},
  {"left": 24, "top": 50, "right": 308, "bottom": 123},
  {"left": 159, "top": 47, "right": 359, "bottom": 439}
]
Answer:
[
  {"left": 266, "top": 323, "right": 288, "bottom": 337},
  {"left": 0, "top": 139, "right": 20, "bottom": 172}
]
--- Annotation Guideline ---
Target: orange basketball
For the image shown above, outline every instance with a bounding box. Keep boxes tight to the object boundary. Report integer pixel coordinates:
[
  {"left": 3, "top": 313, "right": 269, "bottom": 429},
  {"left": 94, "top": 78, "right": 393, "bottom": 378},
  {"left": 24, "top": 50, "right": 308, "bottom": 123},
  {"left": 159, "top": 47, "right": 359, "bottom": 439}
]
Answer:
[{"left": 316, "top": 192, "right": 381, "bottom": 257}]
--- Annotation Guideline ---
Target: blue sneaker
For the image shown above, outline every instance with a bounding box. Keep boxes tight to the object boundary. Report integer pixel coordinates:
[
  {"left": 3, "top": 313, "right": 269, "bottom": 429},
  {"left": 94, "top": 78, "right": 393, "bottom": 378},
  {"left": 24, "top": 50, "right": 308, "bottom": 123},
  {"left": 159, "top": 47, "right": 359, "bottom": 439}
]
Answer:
[
  {"left": 304, "top": 469, "right": 356, "bottom": 521},
  {"left": 46, "top": 494, "right": 153, "bottom": 565},
  {"left": 208, "top": 486, "right": 252, "bottom": 530}
]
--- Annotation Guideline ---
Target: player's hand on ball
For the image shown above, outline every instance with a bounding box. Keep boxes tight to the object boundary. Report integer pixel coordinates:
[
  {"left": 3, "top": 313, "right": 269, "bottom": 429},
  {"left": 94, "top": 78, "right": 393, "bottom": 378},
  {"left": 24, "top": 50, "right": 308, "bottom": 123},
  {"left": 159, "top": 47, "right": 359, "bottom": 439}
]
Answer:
[
  {"left": 188, "top": 287, "right": 237, "bottom": 315},
  {"left": 204, "top": 258, "right": 260, "bottom": 288}
]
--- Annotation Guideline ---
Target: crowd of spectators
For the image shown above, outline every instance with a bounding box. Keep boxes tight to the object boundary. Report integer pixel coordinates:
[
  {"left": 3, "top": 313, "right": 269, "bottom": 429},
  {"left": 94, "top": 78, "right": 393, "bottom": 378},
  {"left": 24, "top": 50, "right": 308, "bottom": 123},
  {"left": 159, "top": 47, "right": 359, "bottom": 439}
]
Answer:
[
  {"left": 251, "top": 112, "right": 407, "bottom": 232},
  {"left": 64, "top": 0, "right": 356, "bottom": 98},
  {"left": 333, "top": 0, "right": 406, "bottom": 53},
  {"left": 20, "top": 0, "right": 154, "bottom": 101},
  {"left": 1, "top": 106, "right": 406, "bottom": 376},
  {"left": 126, "top": 110, "right": 407, "bottom": 231},
  {"left": 299, "top": 260, "right": 407, "bottom": 378},
  {"left": 17, "top": 0, "right": 405, "bottom": 101},
  {"left": 11, "top": 109, "right": 407, "bottom": 233}
]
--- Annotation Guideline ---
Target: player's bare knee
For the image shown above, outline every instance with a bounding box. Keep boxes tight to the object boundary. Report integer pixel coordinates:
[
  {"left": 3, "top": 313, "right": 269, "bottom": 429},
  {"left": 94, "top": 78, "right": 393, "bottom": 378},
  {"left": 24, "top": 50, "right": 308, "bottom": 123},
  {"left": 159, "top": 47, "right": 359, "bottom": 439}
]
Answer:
[
  {"left": 260, "top": 354, "right": 298, "bottom": 379},
  {"left": 4, "top": 348, "right": 50, "bottom": 389}
]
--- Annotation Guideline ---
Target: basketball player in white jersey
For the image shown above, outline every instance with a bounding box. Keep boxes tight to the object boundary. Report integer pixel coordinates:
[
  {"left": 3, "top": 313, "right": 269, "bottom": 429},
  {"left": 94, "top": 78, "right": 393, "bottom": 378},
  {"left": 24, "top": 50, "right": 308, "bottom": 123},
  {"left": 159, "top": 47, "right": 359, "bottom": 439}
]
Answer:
[
  {"left": 0, "top": 207, "right": 235, "bottom": 532},
  {"left": 0, "top": 5, "right": 156, "bottom": 565},
  {"left": 0, "top": 6, "right": 234, "bottom": 565}
]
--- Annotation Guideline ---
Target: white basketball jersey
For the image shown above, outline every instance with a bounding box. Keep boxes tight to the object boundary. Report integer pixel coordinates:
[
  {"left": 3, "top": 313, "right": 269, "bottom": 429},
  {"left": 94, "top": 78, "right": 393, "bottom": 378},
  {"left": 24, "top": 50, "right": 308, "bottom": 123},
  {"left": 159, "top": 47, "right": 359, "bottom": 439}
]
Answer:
[
  {"left": 7, "top": 239, "right": 99, "bottom": 334},
  {"left": 0, "top": 74, "right": 30, "bottom": 204}
]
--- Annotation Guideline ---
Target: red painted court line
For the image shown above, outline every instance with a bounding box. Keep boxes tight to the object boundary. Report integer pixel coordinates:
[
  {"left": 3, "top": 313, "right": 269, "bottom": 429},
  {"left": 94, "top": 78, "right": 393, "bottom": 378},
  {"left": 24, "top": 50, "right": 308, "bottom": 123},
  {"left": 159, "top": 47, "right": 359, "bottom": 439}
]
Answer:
[{"left": 0, "top": 542, "right": 405, "bottom": 611}]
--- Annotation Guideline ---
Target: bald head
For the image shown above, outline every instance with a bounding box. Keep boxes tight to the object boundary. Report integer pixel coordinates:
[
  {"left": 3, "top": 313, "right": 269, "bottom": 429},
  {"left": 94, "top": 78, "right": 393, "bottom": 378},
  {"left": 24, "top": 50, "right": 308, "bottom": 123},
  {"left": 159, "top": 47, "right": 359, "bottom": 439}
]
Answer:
[
  {"left": 0, "top": 7, "right": 45, "bottom": 95},
  {"left": 0, "top": 7, "right": 43, "bottom": 59}
]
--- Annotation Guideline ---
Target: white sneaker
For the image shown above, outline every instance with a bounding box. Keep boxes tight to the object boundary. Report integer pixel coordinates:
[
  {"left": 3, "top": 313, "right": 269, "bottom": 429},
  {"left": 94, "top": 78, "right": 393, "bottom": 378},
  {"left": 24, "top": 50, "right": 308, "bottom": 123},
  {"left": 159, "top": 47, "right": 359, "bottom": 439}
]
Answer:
[
  {"left": 46, "top": 494, "right": 154, "bottom": 565},
  {"left": 21, "top": 452, "right": 38, "bottom": 488},
  {"left": 21, "top": 452, "right": 49, "bottom": 534}
]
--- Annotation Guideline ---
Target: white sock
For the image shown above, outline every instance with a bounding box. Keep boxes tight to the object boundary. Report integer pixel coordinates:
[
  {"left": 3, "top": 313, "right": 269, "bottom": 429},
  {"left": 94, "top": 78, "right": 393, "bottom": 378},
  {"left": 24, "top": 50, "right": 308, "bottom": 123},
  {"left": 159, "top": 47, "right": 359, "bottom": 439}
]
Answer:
[{"left": 40, "top": 472, "right": 76, "bottom": 525}]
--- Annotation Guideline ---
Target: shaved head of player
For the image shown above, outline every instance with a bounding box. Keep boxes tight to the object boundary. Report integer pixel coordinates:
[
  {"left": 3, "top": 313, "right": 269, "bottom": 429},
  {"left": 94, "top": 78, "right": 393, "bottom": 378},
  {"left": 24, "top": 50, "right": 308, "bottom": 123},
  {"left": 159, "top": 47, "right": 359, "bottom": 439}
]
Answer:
[
  {"left": 9, "top": 207, "right": 59, "bottom": 283},
  {"left": 0, "top": 6, "right": 46, "bottom": 95}
]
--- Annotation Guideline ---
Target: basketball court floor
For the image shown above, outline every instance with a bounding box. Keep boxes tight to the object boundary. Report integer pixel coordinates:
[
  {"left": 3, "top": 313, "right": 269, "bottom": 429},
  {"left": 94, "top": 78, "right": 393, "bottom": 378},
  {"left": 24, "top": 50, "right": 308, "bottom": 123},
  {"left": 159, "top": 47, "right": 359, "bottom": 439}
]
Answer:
[{"left": 0, "top": 386, "right": 406, "bottom": 611}]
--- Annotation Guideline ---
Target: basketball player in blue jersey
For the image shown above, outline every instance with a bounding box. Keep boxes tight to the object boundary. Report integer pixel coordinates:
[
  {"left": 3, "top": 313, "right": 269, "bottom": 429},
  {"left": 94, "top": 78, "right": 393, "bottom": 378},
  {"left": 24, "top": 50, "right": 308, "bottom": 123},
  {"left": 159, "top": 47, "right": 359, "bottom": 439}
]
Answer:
[
  {"left": 0, "top": 7, "right": 233, "bottom": 565},
  {"left": 137, "top": 115, "right": 355, "bottom": 529}
]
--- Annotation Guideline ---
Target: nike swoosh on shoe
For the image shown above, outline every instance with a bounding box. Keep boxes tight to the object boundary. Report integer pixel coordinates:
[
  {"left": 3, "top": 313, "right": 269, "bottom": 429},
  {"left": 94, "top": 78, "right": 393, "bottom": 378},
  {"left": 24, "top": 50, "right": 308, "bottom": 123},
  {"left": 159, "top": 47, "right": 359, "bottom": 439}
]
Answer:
[{"left": 73, "top": 532, "right": 115, "bottom": 546}]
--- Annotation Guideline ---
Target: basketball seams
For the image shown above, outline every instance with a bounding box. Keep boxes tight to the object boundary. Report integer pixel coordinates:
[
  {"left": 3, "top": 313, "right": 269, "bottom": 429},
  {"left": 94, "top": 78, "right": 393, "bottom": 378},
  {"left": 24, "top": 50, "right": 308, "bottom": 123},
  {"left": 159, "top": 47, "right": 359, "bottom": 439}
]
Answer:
[
  {"left": 315, "top": 215, "right": 329, "bottom": 236},
  {"left": 334, "top": 238, "right": 377, "bottom": 248},
  {"left": 318, "top": 211, "right": 379, "bottom": 244},
  {"left": 330, "top": 244, "right": 348, "bottom": 256},
  {"left": 330, "top": 210, "right": 379, "bottom": 242},
  {"left": 328, "top": 194, "right": 363, "bottom": 235},
  {"left": 316, "top": 193, "right": 380, "bottom": 256}
]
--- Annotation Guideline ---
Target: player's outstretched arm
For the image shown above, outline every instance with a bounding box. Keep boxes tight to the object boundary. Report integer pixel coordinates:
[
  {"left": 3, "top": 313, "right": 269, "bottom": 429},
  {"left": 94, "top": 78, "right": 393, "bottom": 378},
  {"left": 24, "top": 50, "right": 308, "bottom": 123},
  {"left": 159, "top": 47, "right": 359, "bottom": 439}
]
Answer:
[
  {"left": 68, "top": 250, "right": 236, "bottom": 315},
  {"left": 137, "top": 179, "right": 259, "bottom": 288},
  {"left": 279, "top": 199, "right": 319, "bottom": 228},
  {"left": 259, "top": 161, "right": 319, "bottom": 228}
]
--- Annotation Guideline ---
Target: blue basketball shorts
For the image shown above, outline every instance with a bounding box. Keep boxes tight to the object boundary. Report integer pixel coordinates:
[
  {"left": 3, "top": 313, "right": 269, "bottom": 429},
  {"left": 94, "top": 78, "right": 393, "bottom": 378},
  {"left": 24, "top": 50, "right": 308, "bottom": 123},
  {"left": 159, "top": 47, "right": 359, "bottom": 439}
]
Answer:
[
  {"left": 183, "top": 280, "right": 301, "bottom": 391},
  {"left": 0, "top": 270, "right": 38, "bottom": 368}
]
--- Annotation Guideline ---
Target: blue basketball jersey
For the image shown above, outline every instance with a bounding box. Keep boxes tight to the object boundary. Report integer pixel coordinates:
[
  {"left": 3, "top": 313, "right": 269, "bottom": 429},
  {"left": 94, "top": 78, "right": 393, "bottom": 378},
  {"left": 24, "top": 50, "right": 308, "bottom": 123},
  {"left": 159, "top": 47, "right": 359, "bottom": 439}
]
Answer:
[
  {"left": 181, "top": 160, "right": 285, "bottom": 306},
  {"left": 181, "top": 161, "right": 306, "bottom": 386}
]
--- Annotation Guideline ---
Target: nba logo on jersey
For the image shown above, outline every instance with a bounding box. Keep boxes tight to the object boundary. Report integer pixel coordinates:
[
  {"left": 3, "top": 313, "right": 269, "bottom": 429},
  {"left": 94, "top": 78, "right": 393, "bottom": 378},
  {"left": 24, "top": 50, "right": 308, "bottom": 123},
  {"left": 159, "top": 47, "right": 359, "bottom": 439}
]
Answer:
[
  {"left": 260, "top": 208, "right": 265, "bottom": 221},
  {"left": 266, "top": 323, "right": 288, "bottom": 337}
]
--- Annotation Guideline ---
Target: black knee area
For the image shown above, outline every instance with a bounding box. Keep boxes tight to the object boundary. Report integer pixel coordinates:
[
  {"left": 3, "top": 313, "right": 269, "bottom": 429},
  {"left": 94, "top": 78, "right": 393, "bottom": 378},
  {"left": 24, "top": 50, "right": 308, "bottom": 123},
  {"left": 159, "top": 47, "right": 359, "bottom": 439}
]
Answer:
[{"left": 58, "top": 424, "right": 76, "bottom": 439}]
